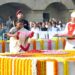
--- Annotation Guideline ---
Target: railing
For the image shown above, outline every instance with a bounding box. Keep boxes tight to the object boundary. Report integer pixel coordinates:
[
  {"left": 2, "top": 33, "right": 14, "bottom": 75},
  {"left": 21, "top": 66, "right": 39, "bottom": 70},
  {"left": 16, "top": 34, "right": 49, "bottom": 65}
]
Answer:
[
  {"left": 0, "top": 52, "right": 75, "bottom": 75},
  {"left": 0, "top": 37, "right": 66, "bottom": 53}
]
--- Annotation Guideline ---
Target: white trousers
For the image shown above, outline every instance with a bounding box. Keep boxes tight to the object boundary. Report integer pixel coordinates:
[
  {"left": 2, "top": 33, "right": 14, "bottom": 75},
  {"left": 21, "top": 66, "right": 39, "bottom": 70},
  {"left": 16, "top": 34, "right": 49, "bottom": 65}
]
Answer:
[{"left": 65, "top": 39, "right": 75, "bottom": 50}]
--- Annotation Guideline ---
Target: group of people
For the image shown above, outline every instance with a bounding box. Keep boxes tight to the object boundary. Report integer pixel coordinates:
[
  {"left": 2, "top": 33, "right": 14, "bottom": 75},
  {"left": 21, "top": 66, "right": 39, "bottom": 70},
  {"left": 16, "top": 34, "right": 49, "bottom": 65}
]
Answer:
[
  {"left": 0, "top": 9, "right": 75, "bottom": 52},
  {"left": 0, "top": 10, "right": 30, "bottom": 39},
  {"left": 30, "top": 11, "right": 75, "bottom": 50},
  {"left": 6, "top": 10, "right": 34, "bottom": 53},
  {"left": 30, "top": 19, "right": 65, "bottom": 32}
]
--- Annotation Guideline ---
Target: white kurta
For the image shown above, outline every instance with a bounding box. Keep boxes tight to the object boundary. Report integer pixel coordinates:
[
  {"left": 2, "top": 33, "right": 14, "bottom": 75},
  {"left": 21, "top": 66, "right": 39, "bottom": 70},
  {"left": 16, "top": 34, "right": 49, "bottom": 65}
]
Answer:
[{"left": 62, "top": 22, "right": 75, "bottom": 50}]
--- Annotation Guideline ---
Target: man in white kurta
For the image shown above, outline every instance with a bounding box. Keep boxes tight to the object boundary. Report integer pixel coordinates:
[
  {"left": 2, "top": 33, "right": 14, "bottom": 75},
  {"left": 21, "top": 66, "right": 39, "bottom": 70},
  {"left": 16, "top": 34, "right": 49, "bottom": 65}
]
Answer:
[{"left": 58, "top": 11, "right": 75, "bottom": 50}]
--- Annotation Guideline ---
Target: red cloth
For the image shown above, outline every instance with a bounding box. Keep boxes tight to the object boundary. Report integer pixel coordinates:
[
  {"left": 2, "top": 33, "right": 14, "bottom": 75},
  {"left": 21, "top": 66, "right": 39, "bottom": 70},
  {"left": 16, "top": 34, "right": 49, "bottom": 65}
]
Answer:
[
  {"left": 67, "top": 23, "right": 75, "bottom": 40},
  {"left": 20, "top": 43, "right": 30, "bottom": 51},
  {"left": 28, "top": 31, "right": 34, "bottom": 38},
  {"left": 17, "top": 31, "right": 34, "bottom": 39},
  {"left": 16, "top": 32, "right": 20, "bottom": 39},
  {"left": 17, "top": 31, "right": 34, "bottom": 51},
  {"left": 68, "top": 23, "right": 75, "bottom": 36}
]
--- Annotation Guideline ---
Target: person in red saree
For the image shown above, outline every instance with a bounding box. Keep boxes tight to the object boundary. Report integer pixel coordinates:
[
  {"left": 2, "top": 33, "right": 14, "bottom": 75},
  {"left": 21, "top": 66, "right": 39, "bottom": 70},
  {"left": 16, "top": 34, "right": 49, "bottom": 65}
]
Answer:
[{"left": 55, "top": 11, "right": 75, "bottom": 50}]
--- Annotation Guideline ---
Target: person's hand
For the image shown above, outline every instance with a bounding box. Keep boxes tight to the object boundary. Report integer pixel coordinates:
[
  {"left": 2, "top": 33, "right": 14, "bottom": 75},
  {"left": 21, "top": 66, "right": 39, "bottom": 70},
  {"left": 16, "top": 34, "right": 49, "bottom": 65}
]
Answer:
[
  {"left": 53, "top": 34, "right": 58, "bottom": 37},
  {"left": 72, "top": 34, "right": 75, "bottom": 37},
  {"left": 6, "top": 33, "right": 17, "bottom": 38},
  {"left": 67, "top": 35, "right": 75, "bottom": 38},
  {"left": 28, "top": 31, "right": 34, "bottom": 38}
]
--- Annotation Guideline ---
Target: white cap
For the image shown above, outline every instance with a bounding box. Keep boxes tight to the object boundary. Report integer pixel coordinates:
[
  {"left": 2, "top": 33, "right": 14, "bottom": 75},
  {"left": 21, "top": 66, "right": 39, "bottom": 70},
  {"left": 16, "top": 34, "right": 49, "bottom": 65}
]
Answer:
[{"left": 71, "top": 11, "right": 75, "bottom": 18}]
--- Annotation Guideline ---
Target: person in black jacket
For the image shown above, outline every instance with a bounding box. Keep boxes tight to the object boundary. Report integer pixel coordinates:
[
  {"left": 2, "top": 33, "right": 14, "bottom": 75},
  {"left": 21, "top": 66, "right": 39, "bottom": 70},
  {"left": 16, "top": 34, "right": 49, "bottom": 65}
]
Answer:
[{"left": 16, "top": 10, "right": 30, "bottom": 30}]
